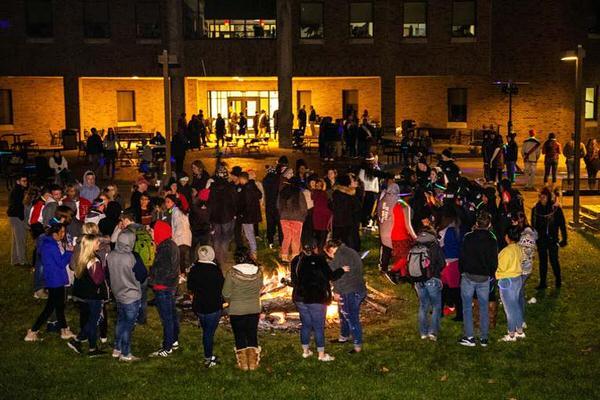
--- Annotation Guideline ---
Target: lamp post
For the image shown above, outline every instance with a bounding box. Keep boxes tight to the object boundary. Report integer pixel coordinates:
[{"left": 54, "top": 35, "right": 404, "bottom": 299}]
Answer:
[
  {"left": 158, "top": 50, "right": 178, "bottom": 179},
  {"left": 561, "top": 44, "right": 586, "bottom": 228}
]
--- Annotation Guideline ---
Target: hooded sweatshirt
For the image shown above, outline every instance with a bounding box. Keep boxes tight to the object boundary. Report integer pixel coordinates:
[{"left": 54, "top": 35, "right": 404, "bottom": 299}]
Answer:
[
  {"left": 149, "top": 220, "right": 180, "bottom": 290},
  {"left": 107, "top": 230, "right": 148, "bottom": 304},
  {"left": 222, "top": 263, "right": 263, "bottom": 316},
  {"left": 377, "top": 183, "right": 400, "bottom": 248},
  {"left": 80, "top": 170, "right": 100, "bottom": 203}
]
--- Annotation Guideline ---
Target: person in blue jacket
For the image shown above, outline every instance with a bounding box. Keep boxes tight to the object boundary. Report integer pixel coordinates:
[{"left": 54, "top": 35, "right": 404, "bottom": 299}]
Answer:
[{"left": 25, "top": 220, "right": 77, "bottom": 342}]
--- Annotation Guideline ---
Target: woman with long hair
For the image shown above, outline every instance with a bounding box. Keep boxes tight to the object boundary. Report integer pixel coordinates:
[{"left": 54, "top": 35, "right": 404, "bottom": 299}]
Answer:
[
  {"left": 103, "top": 128, "right": 119, "bottom": 179},
  {"left": 277, "top": 175, "right": 308, "bottom": 262},
  {"left": 513, "top": 211, "right": 537, "bottom": 328},
  {"left": 67, "top": 234, "right": 108, "bottom": 357},
  {"left": 437, "top": 205, "right": 464, "bottom": 321},
  {"left": 584, "top": 138, "right": 600, "bottom": 189}
]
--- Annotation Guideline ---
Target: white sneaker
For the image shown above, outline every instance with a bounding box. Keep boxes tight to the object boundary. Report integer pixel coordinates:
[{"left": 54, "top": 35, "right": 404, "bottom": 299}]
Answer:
[
  {"left": 428, "top": 334, "right": 438, "bottom": 342},
  {"left": 100, "top": 337, "right": 108, "bottom": 344},
  {"left": 499, "top": 334, "right": 517, "bottom": 342},
  {"left": 318, "top": 353, "right": 335, "bottom": 362},
  {"left": 112, "top": 349, "right": 122, "bottom": 358},
  {"left": 522, "top": 322, "right": 528, "bottom": 329},
  {"left": 302, "top": 350, "right": 313, "bottom": 359},
  {"left": 420, "top": 335, "right": 428, "bottom": 340},
  {"left": 515, "top": 332, "right": 526, "bottom": 339},
  {"left": 119, "top": 354, "right": 140, "bottom": 362}
]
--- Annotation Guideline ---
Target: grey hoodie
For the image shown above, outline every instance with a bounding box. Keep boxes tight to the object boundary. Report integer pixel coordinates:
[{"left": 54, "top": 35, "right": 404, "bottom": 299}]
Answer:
[
  {"left": 80, "top": 170, "right": 100, "bottom": 202},
  {"left": 107, "top": 230, "right": 147, "bottom": 304},
  {"left": 415, "top": 229, "right": 445, "bottom": 279}
]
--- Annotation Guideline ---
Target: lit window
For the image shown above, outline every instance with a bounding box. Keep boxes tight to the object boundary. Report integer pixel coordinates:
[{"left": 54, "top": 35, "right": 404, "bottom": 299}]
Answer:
[
  {"left": 586, "top": 87, "right": 597, "bottom": 120},
  {"left": 117, "top": 91, "right": 136, "bottom": 122},
  {"left": 25, "top": 0, "right": 53, "bottom": 38},
  {"left": 84, "top": 0, "right": 110, "bottom": 39},
  {"left": 136, "top": 1, "right": 161, "bottom": 39},
  {"left": 403, "top": 2, "right": 427, "bottom": 38},
  {"left": 343, "top": 90, "right": 359, "bottom": 118},
  {"left": 300, "top": 2, "right": 323, "bottom": 39},
  {"left": 452, "top": 1, "right": 476, "bottom": 37},
  {"left": 448, "top": 88, "right": 467, "bottom": 122},
  {"left": 0, "top": 90, "right": 14, "bottom": 125},
  {"left": 350, "top": 2, "right": 373, "bottom": 39}
]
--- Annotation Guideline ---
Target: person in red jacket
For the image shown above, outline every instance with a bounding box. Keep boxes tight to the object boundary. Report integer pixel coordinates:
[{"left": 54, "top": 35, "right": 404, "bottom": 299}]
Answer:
[{"left": 388, "top": 195, "right": 417, "bottom": 283}]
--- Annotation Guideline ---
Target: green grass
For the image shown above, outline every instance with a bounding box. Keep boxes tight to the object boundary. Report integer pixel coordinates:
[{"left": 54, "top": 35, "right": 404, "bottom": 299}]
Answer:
[{"left": 1, "top": 222, "right": 599, "bottom": 400}]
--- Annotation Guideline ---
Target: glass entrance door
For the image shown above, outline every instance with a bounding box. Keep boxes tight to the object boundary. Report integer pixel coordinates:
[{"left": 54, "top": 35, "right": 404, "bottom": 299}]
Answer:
[{"left": 228, "top": 97, "right": 259, "bottom": 132}]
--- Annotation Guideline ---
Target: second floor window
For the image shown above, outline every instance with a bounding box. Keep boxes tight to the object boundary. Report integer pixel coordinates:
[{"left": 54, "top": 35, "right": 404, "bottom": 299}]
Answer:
[
  {"left": 207, "top": 19, "right": 276, "bottom": 38},
  {"left": 136, "top": 1, "right": 161, "bottom": 39},
  {"left": 350, "top": 2, "right": 373, "bottom": 39},
  {"left": 300, "top": 2, "right": 323, "bottom": 39},
  {"left": 25, "top": 0, "right": 53, "bottom": 38},
  {"left": 586, "top": 87, "right": 597, "bottom": 120},
  {"left": 452, "top": 1, "right": 476, "bottom": 37},
  {"left": 403, "top": 2, "right": 427, "bottom": 38},
  {"left": 448, "top": 88, "right": 468, "bottom": 122},
  {"left": 84, "top": 0, "right": 110, "bottom": 39}
]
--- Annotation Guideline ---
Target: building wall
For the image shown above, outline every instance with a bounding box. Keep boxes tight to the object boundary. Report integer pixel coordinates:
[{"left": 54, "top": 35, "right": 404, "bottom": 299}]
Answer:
[
  {"left": 396, "top": 76, "right": 574, "bottom": 143},
  {"left": 0, "top": 76, "right": 65, "bottom": 145},
  {"left": 79, "top": 78, "right": 165, "bottom": 133}
]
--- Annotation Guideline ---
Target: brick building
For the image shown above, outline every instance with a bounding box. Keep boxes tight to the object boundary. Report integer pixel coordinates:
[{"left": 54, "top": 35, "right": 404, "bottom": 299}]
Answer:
[{"left": 0, "top": 0, "right": 598, "bottom": 146}]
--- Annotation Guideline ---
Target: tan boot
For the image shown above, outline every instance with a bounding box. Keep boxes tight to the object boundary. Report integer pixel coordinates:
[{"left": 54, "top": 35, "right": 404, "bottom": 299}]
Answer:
[
  {"left": 246, "top": 346, "right": 261, "bottom": 371},
  {"left": 235, "top": 348, "right": 249, "bottom": 371}
]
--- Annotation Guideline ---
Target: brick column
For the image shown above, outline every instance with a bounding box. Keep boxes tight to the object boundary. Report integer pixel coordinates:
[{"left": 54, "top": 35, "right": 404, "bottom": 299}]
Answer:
[
  {"left": 277, "top": 0, "right": 293, "bottom": 148},
  {"left": 63, "top": 75, "right": 80, "bottom": 132},
  {"left": 166, "top": 0, "right": 185, "bottom": 134},
  {"left": 380, "top": 73, "right": 395, "bottom": 136}
]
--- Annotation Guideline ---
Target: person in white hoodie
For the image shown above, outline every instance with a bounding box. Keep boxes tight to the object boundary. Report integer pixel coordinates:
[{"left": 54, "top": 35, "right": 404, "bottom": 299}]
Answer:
[
  {"left": 521, "top": 130, "right": 542, "bottom": 191},
  {"left": 165, "top": 194, "right": 192, "bottom": 276}
]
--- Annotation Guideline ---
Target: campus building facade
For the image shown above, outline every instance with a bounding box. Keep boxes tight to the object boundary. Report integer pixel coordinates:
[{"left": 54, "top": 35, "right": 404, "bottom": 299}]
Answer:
[{"left": 0, "top": 0, "right": 599, "bottom": 146}]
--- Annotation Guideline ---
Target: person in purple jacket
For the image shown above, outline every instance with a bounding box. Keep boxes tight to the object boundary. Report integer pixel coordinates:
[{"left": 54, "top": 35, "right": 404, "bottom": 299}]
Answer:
[{"left": 25, "top": 221, "right": 76, "bottom": 342}]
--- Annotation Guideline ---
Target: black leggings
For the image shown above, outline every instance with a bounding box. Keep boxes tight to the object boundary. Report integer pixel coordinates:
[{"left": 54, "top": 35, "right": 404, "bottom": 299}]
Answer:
[
  {"left": 230, "top": 314, "right": 259, "bottom": 349},
  {"left": 362, "top": 191, "right": 377, "bottom": 226},
  {"left": 32, "top": 287, "right": 67, "bottom": 332},
  {"left": 78, "top": 301, "right": 109, "bottom": 338},
  {"left": 442, "top": 287, "right": 463, "bottom": 317},
  {"left": 538, "top": 240, "right": 561, "bottom": 287}
]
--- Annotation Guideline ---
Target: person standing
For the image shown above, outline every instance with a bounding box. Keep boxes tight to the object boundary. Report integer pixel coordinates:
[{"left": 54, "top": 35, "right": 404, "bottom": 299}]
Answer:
[
  {"left": 298, "top": 105, "right": 307, "bottom": 134},
  {"left": 308, "top": 105, "right": 317, "bottom": 136},
  {"left": 531, "top": 188, "right": 567, "bottom": 290},
  {"left": 222, "top": 251, "right": 263, "bottom": 371},
  {"left": 521, "top": 130, "right": 542, "bottom": 191},
  {"left": 584, "top": 138, "right": 600, "bottom": 189},
  {"left": 187, "top": 246, "right": 224, "bottom": 368},
  {"left": 208, "top": 166, "right": 238, "bottom": 267},
  {"left": 149, "top": 221, "right": 181, "bottom": 357},
  {"left": 8, "top": 174, "right": 28, "bottom": 266},
  {"left": 237, "top": 172, "right": 262, "bottom": 260},
  {"left": 505, "top": 133, "right": 519, "bottom": 183},
  {"left": 238, "top": 112, "right": 247, "bottom": 135},
  {"left": 172, "top": 129, "right": 189, "bottom": 176},
  {"left": 102, "top": 128, "right": 119, "bottom": 179},
  {"left": 325, "top": 240, "right": 367, "bottom": 354},
  {"left": 262, "top": 166, "right": 282, "bottom": 250},
  {"left": 215, "top": 114, "right": 226, "bottom": 149},
  {"left": 331, "top": 174, "right": 362, "bottom": 251},
  {"left": 278, "top": 174, "right": 308, "bottom": 262},
  {"left": 165, "top": 194, "right": 191, "bottom": 277},
  {"left": 272, "top": 109, "right": 280, "bottom": 140},
  {"left": 563, "top": 133, "right": 587, "bottom": 182},
  {"left": 458, "top": 211, "right": 498, "bottom": 347},
  {"left": 86, "top": 128, "right": 104, "bottom": 175},
  {"left": 542, "top": 132, "right": 562, "bottom": 184}
]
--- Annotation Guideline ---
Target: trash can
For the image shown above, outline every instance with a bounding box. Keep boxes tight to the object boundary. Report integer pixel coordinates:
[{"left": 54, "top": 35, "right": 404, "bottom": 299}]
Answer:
[{"left": 61, "top": 129, "right": 78, "bottom": 150}]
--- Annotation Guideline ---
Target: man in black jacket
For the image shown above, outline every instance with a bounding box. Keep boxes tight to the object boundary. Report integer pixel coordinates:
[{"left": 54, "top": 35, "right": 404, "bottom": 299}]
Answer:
[
  {"left": 238, "top": 172, "right": 262, "bottom": 260},
  {"left": 8, "top": 174, "right": 28, "bottom": 265},
  {"left": 208, "top": 167, "right": 238, "bottom": 266},
  {"left": 458, "top": 210, "right": 498, "bottom": 347},
  {"left": 262, "top": 166, "right": 282, "bottom": 249},
  {"left": 86, "top": 128, "right": 104, "bottom": 175}
]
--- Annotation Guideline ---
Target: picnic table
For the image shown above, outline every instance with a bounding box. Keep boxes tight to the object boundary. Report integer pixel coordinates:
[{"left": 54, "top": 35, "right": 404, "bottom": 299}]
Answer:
[{"left": 28, "top": 145, "right": 64, "bottom": 155}]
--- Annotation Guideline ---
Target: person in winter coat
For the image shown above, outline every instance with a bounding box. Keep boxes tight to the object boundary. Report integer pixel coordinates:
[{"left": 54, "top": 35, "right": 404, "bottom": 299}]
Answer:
[
  {"left": 437, "top": 206, "right": 463, "bottom": 321},
  {"left": 49, "top": 150, "right": 71, "bottom": 185},
  {"left": 103, "top": 128, "right": 119, "bottom": 179},
  {"left": 189, "top": 188, "right": 212, "bottom": 252},
  {"left": 222, "top": 250, "right": 263, "bottom": 371},
  {"left": 172, "top": 130, "right": 189, "bottom": 176},
  {"left": 458, "top": 211, "right": 498, "bottom": 347},
  {"left": 149, "top": 220, "right": 181, "bottom": 357},
  {"left": 358, "top": 155, "right": 383, "bottom": 229},
  {"left": 165, "top": 194, "right": 192, "bottom": 275},
  {"left": 67, "top": 234, "right": 108, "bottom": 357},
  {"left": 531, "top": 187, "right": 567, "bottom": 289},
  {"left": 331, "top": 174, "right": 362, "bottom": 251},
  {"left": 377, "top": 183, "right": 399, "bottom": 276},
  {"left": 387, "top": 187, "right": 417, "bottom": 284},
  {"left": 521, "top": 130, "right": 542, "bottom": 190},
  {"left": 291, "top": 244, "right": 347, "bottom": 361},
  {"left": 584, "top": 138, "right": 600, "bottom": 189},
  {"left": 311, "top": 179, "right": 332, "bottom": 251},
  {"left": 191, "top": 160, "right": 210, "bottom": 191},
  {"left": 25, "top": 222, "right": 76, "bottom": 342},
  {"left": 80, "top": 170, "right": 100, "bottom": 203},
  {"left": 325, "top": 240, "right": 367, "bottom": 354},
  {"left": 278, "top": 175, "right": 308, "bottom": 262},
  {"left": 187, "top": 246, "right": 224, "bottom": 368},
  {"left": 505, "top": 133, "right": 519, "bottom": 183},
  {"left": 237, "top": 172, "right": 262, "bottom": 259},
  {"left": 8, "top": 174, "right": 28, "bottom": 266},
  {"left": 513, "top": 211, "right": 537, "bottom": 326},
  {"left": 439, "top": 148, "right": 461, "bottom": 183},
  {"left": 107, "top": 230, "right": 148, "bottom": 362},
  {"left": 62, "top": 184, "right": 92, "bottom": 222},
  {"left": 208, "top": 166, "right": 238, "bottom": 266},
  {"left": 262, "top": 166, "right": 283, "bottom": 249},
  {"left": 412, "top": 226, "right": 446, "bottom": 341},
  {"left": 542, "top": 132, "right": 562, "bottom": 184},
  {"left": 86, "top": 128, "right": 104, "bottom": 174}
]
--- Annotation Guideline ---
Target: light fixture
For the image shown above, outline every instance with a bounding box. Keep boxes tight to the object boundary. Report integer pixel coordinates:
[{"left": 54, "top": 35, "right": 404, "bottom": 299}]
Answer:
[{"left": 132, "top": 75, "right": 139, "bottom": 79}]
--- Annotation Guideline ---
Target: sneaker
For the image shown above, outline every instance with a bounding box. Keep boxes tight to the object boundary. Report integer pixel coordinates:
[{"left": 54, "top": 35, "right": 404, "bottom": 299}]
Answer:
[
  {"left": 268, "top": 243, "right": 274, "bottom": 250},
  {"left": 60, "top": 328, "right": 76, "bottom": 340},
  {"left": 384, "top": 272, "right": 399, "bottom": 285},
  {"left": 172, "top": 341, "right": 180, "bottom": 350},
  {"left": 67, "top": 339, "right": 83, "bottom": 354},
  {"left": 112, "top": 349, "right": 122, "bottom": 358},
  {"left": 150, "top": 348, "right": 172, "bottom": 357},
  {"left": 119, "top": 354, "right": 140, "bottom": 362},
  {"left": 100, "top": 337, "right": 108, "bottom": 344},
  {"left": 302, "top": 350, "right": 314, "bottom": 359},
  {"left": 499, "top": 334, "right": 517, "bottom": 342},
  {"left": 33, "top": 289, "right": 47, "bottom": 300},
  {"left": 88, "top": 348, "right": 107, "bottom": 358},
  {"left": 420, "top": 335, "right": 428, "bottom": 340},
  {"left": 479, "top": 338, "right": 489, "bottom": 347},
  {"left": 204, "top": 355, "right": 219, "bottom": 368},
  {"left": 428, "top": 334, "right": 437, "bottom": 342},
  {"left": 318, "top": 353, "right": 335, "bottom": 362},
  {"left": 515, "top": 332, "right": 526, "bottom": 340},
  {"left": 458, "top": 336, "right": 476, "bottom": 347},
  {"left": 329, "top": 338, "right": 349, "bottom": 344},
  {"left": 522, "top": 322, "right": 528, "bottom": 329},
  {"left": 24, "top": 329, "right": 40, "bottom": 342}
]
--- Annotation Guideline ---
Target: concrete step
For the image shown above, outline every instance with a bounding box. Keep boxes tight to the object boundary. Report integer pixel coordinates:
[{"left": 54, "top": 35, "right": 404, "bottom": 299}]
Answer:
[{"left": 581, "top": 204, "right": 600, "bottom": 219}]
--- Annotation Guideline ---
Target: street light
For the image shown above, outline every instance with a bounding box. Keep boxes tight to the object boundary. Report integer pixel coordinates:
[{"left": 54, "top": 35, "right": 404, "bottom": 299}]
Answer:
[{"left": 561, "top": 44, "right": 586, "bottom": 228}]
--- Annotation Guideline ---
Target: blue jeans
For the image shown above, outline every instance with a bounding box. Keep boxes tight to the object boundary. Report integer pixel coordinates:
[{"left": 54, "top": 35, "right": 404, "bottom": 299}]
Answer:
[
  {"left": 154, "top": 289, "right": 179, "bottom": 351},
  {"left": 33, "top": 261, "right": 45, "bottom": 292},
  {"left": 213, "top": 221, "right": 235, "bottom": 266},
  {"left": 461, "top": 275, "right": 490, "bottom": 340},
  {"left": 519, "top": 274, "right": 530, "bottom": 322},
  {"left": 77, "top": 299, "right": 102, "bottom": 349},
  {"left": 115, "top": 300, "right": 141, "bottom": 356},
  {"left": 296, "top": 302, "right": 327, "bottom": 351},
  {"left": 498, "top": 276, "right": 524, "bottom": 333},
  {"left": 416, "top": 278, "right": 442, "bottom": 336},
  {"left": 137, "top": 281, "right": 148, "bottom": 324},
  {"left": 506, "top": 161, "right": 516, "bottom": 182},
  {"left": 339, "top": 291, "right": 366, "bottom": 346},
  {"left": 197, "top": 310, "right": 221, "bottom": 359},
  {"left": 242, "top": 224, "right": 257, "bottom": 254}
]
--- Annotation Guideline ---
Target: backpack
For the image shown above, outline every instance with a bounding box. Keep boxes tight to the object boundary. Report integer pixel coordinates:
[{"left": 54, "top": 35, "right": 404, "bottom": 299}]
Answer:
[
  {"left": 134, "top": 228, "right": 155, "bottom": 270},
  {"left": 406, "top": 243, "right": 432, "bottom": 282}
]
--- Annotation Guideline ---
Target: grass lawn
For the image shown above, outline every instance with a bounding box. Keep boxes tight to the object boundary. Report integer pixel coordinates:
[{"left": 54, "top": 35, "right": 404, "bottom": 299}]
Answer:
[{"left": 1, "top": 219, "right": 599, "bottom": 400}]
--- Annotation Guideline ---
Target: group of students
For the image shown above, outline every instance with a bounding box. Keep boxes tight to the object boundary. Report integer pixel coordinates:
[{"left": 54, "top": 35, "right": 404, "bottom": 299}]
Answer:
[{"left": 9, "top": 144, "right": 568, "bottom": 368}]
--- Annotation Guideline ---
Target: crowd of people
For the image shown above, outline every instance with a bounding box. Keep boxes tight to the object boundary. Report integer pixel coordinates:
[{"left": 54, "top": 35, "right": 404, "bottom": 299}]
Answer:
[{"left": 8, "top": 134, "right": 569, "bottom": 369}]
